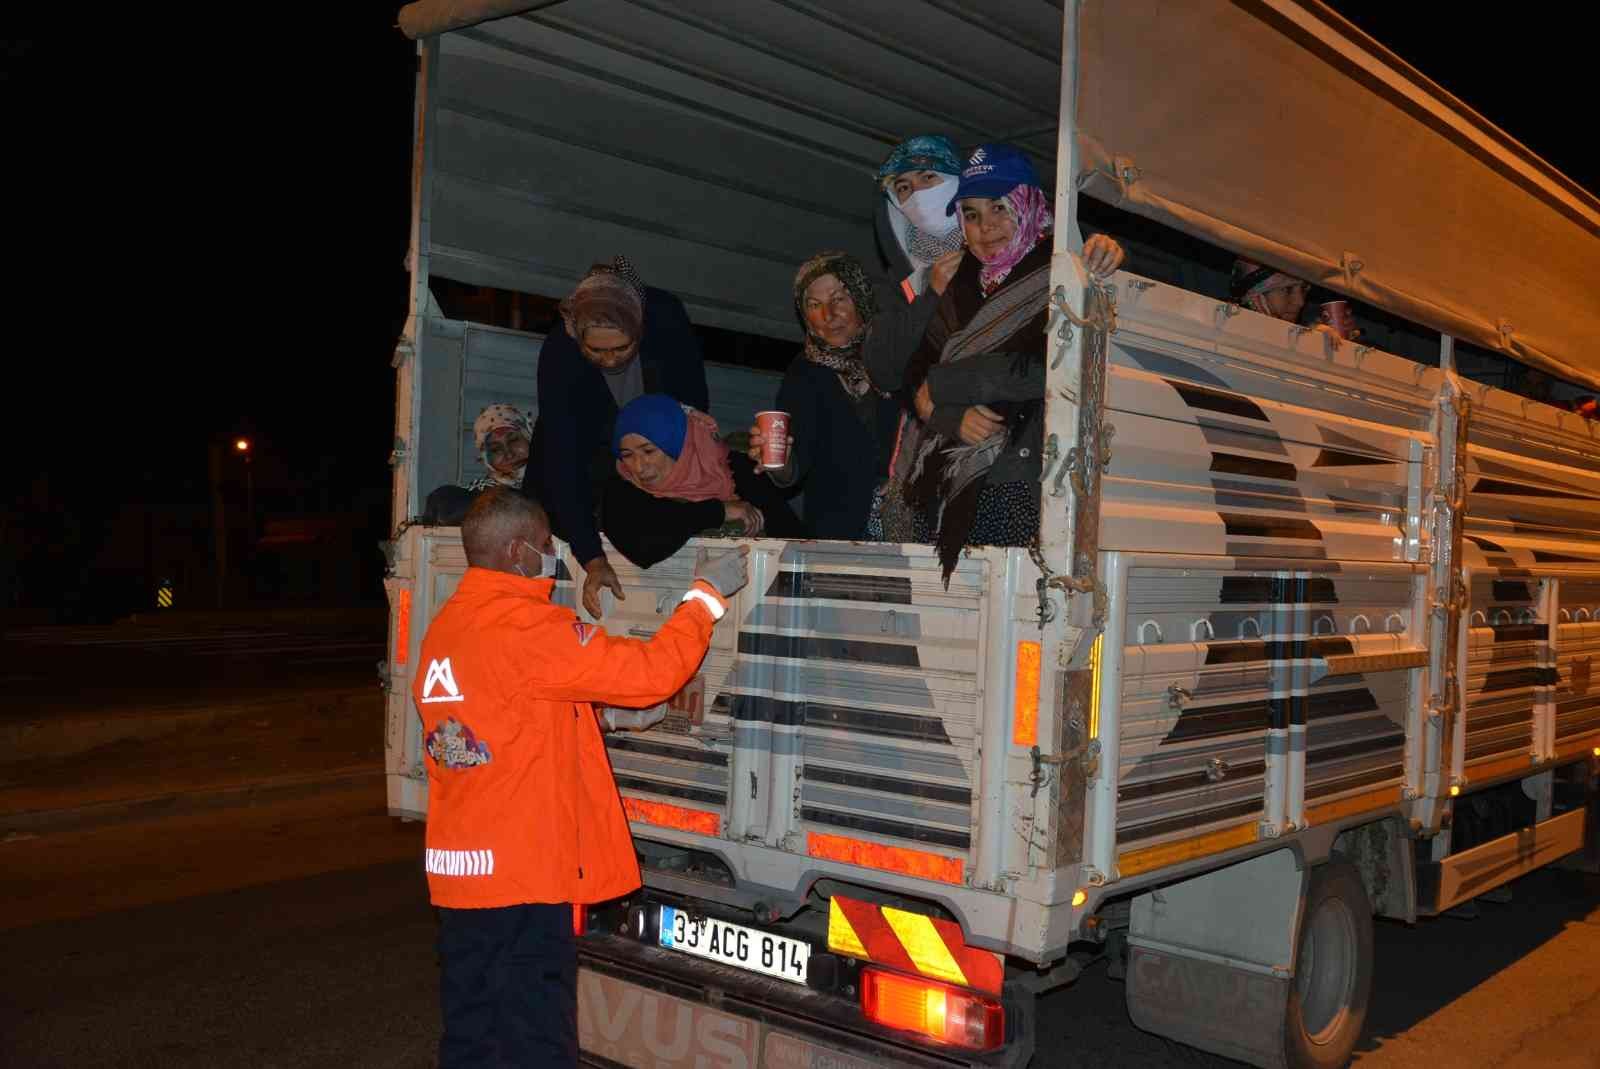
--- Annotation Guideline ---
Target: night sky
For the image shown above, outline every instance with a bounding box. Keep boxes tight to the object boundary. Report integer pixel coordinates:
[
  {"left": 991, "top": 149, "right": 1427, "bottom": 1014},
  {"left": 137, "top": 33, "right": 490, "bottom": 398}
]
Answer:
[{"left": 2, "top": 4, "right": 1591, "bottom": 613}]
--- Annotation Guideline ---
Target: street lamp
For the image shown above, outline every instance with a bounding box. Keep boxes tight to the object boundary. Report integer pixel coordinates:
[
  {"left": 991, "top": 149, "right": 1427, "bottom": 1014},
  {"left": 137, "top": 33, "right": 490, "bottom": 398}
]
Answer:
[
  {"left": 209, "top": 436, "right": 257, "bottom": 609},
  {"left": 237, "top": 440, "right": 255, "bottom": 549}
]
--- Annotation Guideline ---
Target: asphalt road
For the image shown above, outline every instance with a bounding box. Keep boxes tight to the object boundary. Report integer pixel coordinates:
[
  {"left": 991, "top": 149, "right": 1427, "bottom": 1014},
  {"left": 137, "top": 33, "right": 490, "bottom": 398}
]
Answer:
[
  {"left": 3, "top": 778, "right": 1597, "bottom": 1069},
  {"left": 0, "top": 611, "right": 387, "bottom": 719}
]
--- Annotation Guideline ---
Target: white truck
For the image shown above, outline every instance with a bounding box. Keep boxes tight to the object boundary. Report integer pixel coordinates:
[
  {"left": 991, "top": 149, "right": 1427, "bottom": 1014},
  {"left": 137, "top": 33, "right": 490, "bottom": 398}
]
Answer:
[{"left": 381, "top": 2, "right": 1600, "bottom": 1066}]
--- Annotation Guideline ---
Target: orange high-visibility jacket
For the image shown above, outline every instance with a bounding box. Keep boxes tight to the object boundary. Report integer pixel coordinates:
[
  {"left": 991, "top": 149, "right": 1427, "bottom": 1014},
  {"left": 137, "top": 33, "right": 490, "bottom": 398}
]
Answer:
[{"left": 412, "top": 567, "right": 722, "bottom": 909}]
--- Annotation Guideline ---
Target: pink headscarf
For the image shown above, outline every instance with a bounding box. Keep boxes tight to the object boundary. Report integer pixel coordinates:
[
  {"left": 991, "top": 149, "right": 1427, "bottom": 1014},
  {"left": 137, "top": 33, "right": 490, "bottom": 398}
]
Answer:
[
  {"left": 971, "top": 184, "right": 1053, "bottom": 295},
  {"left": 616, "top": 411, "right": 736, "bottom": 503}
]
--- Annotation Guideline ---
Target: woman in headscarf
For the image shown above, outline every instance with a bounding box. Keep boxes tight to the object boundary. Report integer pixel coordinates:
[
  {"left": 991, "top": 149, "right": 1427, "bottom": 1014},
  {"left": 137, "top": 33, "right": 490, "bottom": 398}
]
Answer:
[
  {"left": 861, "top": 135, "right": 967, "bottom": 399},
  {"left": 745, "top": 252, "right": 900, "bottom": 540},
  {"left": 1229, "top": 257, "right": 1312, "bottom": 323},
  {"left": 465, "top": 403, "right": 533, "bottom": 491},
  {"left": 534, "top": 255, "right": 709, "bottom": 617},
  {"left": 602, "top": 395, "right": 800, "bottom": 568},
  {"left": 421, "top": 403, "right": 534, "bottom": 524},
  {"left": 895, "top": 143, "right": 1124, "bottom": 580}
]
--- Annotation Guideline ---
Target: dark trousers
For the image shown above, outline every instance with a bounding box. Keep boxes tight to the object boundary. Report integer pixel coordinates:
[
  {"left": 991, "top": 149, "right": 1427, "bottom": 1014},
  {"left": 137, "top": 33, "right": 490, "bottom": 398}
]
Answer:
[{"left": 436, "top": 902, "right": 577, "bottom": 1068}]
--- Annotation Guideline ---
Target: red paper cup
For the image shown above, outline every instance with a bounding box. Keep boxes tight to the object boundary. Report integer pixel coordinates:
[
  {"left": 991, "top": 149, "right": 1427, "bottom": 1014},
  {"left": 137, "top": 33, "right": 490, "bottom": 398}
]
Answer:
[
  {"left": 755, "top": 411, "right": 790, "bottom": 469},
  {"left": 1319, "top": 300, "right": 1359, "bottom": 340}
]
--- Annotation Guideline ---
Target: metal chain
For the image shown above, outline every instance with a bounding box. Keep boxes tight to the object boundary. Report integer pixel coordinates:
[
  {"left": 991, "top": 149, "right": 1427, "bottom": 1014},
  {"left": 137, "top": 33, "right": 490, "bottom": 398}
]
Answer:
[{"left": 1033, "top": 281, "right": 1118, "bottom": 631}]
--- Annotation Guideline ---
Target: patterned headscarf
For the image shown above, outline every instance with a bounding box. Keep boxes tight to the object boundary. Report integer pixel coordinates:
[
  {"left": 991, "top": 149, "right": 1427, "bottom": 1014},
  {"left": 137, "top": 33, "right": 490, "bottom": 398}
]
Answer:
[
  {"left": 560, "top": 256, "right": 645, "bottom": 343},
  {"left": 875, "top": 134, "right": 964, "bottom": 184},
  {"left": 878, "top": 135, "right": 965, "bottom": 283},
  {"left": 1230, "top": 258, "right": 1307, "bottom": 315},
  {"left": 469, "top": 403, "right": 533, "bottom": 490},
  {"left": 604, "top": 254, "right": 648, "bottom": 301},
  {"left": 793, "top": 252, "right": 883, "bottom": 399},
  {"left": 964, "top": 184, "right": 1053, "bottom": 296}
]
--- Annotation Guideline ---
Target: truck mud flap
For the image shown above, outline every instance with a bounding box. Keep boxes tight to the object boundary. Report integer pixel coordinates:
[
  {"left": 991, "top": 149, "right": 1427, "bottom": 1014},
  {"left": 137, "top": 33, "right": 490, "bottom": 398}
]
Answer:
[
  {"left": 578, "top": 932, "right": 1030, "bottom": 1069},
  {"left": 1123, "top": 849, "right": 1302, "bottom": 1069},
  {"left": 1126, "top": 946, "right": 1291, "bottom": 1069}
]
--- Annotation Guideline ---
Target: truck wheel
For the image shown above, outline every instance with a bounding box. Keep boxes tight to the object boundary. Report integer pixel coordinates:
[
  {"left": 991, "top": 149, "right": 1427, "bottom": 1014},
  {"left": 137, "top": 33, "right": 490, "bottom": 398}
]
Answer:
[{"left": 1283, "top": 858, "right": 1373, "bottom": 1069}]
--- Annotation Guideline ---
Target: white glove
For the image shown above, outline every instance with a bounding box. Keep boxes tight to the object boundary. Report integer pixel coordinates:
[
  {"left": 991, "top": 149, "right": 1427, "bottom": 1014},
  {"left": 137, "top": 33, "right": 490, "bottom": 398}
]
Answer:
[
  {"left": 603, "top": 706, "right": 667, "bottom": 732},
  {"left": 693, "top": 545, "right": 750, "bottom": 598}
]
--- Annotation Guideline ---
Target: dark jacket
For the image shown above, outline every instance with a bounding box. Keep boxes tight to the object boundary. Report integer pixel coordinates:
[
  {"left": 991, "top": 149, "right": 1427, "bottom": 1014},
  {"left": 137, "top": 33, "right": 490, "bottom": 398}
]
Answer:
[
  {"left": 529, "top": 287, "right": 708, "bottom": 565},
  {"left": 775, "top": 357, "right": 900, "bottom": 540},
  {"left": 601, "top": 453, "right": 803, "bottom": 569},
  {"left": 863, "top": 195, "right": 945, "bottom": 397},
  {"left": 909, "top": 242, "right": 1051, "bottom": 488}
]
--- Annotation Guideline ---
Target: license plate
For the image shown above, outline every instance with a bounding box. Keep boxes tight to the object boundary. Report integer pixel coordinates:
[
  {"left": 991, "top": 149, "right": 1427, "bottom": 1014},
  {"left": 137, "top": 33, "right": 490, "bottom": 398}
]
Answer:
[{"left": 658, "top": 905, "right": 810, "bottom": 984}]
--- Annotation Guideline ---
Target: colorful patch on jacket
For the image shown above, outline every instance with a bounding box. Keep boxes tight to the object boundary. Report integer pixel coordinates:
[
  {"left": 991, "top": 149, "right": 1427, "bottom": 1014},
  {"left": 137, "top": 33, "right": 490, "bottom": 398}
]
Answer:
[
  {"left": 573, "top": 621, "right": 597, "bottom": 647},
  {"left": 425, "top": 717, "right": 492, "bottom": 769}
]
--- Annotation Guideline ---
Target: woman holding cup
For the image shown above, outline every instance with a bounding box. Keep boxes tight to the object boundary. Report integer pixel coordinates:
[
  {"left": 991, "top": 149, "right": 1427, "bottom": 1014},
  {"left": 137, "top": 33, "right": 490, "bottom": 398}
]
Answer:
[
  {"left": 747, "top": 252, "right": 900, "bottom": 540},
  {"left": 602, "top": 394, "right": 800, "bottom": 568}
]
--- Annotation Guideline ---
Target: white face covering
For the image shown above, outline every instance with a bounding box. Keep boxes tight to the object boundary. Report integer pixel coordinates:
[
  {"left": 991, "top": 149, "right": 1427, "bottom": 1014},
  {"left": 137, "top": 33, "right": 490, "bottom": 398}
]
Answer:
[
  {"left": 512, "top": 540, "right": 562, "bottom": 579},
  {"left": 895, "top": 174, "right": 961, "bottom": 236}
]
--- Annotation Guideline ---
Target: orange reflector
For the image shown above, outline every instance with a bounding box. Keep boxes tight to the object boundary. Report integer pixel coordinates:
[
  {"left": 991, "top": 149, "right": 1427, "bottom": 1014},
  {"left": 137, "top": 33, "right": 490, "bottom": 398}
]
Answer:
[
  {"left": 807, "top": 831, "right": 963, "bottom": 885},
  {"left": 860, "top": 968, "right": 1003, "bottom": 1051},
  {"left": 572, "top": 903, "right": 587, "bottom": 936},
  {"left": 393, "top": 588, "right": 412, "bottom": 667},
  {"left": 622, "top": 797, "right": 720, "bottom": 836},
  {"left": 1013, "top": 641, "right": 1041, "bottom": 747}
]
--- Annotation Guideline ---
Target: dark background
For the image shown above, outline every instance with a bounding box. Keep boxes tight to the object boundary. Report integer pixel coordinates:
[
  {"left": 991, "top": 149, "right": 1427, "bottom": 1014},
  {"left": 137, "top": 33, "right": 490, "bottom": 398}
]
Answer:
[{"left": 1, "top": 3, "right": 1591, "bottom": 620}]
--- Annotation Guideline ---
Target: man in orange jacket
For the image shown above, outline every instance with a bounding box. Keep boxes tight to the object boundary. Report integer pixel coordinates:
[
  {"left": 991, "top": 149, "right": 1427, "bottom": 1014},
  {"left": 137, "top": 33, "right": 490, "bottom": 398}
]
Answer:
[{"left": 412, "top": 487, "right": 747, "bottom": 1067}]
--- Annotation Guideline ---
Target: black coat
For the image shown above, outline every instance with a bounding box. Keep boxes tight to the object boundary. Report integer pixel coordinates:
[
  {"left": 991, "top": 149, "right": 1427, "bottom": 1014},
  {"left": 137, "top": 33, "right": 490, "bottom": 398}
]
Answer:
[
  {"left": 775, "top": 357, "right": 900, "bottom": 541},
  {"left": 910, "top": 243, "right": 1051, "bottom": 487},
  {"left": 601, "top": 453, "right": 802, "bottom": 569},
  {"left": 528, "top": 287, "right": 708, "bottom": 565},
  {"left": 863, "top": 194, "right": 943, "bottom": 398}
]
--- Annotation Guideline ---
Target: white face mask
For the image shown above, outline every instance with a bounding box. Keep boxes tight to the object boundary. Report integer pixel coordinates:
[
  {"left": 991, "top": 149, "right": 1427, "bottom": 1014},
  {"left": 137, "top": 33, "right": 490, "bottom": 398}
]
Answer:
[
  {"left": 895, "top": 174, "right": 961, "bottom": 235},
  {"left": 512, "top": 540, "right": 562, "bottom": 579}
]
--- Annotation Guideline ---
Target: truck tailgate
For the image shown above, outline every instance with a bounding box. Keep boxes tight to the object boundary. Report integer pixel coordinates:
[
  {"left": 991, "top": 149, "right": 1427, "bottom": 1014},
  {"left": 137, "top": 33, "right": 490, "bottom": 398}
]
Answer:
[{"left": 579, "top": 932, "right": 1021, "bottom": 1069}]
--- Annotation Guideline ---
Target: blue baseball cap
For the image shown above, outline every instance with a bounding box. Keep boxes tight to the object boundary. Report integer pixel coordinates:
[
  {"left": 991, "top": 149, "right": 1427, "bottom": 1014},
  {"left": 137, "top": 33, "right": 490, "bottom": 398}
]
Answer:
[{"left": 947, "top": 143, "right": 1039, "bottom": 215}]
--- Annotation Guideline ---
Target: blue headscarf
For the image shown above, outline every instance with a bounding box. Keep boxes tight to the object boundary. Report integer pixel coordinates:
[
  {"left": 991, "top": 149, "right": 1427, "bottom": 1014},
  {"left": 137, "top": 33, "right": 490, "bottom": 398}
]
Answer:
[
  {"left": 875, "top": 134, "right": 963, "bottom": 184},
  {"left": 613, "top": 394, "right": 687, "bottom": 459}
]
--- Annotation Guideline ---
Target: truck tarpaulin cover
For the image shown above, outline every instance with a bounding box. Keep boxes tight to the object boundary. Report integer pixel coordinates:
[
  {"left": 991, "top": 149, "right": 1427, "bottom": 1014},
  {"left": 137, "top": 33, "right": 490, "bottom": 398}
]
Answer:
[{"left": 1074, "top": 0, "right": 1600, "bottom": 390}]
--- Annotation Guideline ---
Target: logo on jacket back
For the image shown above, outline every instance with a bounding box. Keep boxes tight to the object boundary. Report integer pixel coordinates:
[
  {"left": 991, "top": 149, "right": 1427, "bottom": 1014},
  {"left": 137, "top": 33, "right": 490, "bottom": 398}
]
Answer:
[
  {"left": 420, "top": 657, "right": 464, "bottom": 703},
  {"left": 426, "top": 717, "right": 492, "bottom": 769}
]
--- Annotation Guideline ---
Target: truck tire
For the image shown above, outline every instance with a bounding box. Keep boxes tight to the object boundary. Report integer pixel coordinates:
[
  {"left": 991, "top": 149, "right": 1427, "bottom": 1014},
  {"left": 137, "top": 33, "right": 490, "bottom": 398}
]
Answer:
[{"left": 1283, "top": 857, "right": 1373, "bottom": 1069}]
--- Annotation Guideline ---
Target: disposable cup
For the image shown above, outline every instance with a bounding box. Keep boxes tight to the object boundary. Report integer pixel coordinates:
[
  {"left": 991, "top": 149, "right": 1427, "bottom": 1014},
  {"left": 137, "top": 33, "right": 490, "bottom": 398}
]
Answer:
[
  {"left": 1320, "top": 300, "right": 1359, "bottom": 340},
  {"left": 755, "top": 411, "right": 791, "bottom": 469}
]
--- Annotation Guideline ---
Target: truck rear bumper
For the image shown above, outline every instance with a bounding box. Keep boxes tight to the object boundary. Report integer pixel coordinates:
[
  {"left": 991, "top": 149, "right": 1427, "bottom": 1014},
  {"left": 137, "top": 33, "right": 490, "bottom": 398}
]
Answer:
[
  {"left": 578, "top": 931, "right": 1032, "bottom": 1069},
  {"left": 1419, "top": 806, "right": 1589, "bottom": 914}
]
